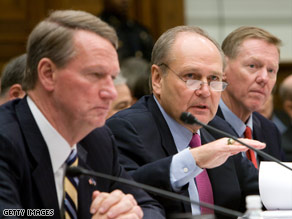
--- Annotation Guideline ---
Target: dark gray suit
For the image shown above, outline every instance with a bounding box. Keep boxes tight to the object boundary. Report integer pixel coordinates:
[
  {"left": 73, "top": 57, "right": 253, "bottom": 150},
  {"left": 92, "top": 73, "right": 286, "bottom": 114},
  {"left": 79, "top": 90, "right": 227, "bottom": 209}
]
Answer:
[
  {"left": 106, "top": 95, "right": 259, "bottom": 219},
  {"left": 209, "top": 106, "right": 286, "bottom": 162},
  {"left": 0, "top": 97, "right": 164, "bottom": 218}
]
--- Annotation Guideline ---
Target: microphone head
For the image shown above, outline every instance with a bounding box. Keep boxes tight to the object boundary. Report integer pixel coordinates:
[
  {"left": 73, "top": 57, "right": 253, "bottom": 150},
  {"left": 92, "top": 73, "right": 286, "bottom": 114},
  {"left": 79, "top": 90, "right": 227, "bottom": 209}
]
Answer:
[
  {"left": 66, "top": 166, "right": 84, "bottom": 177},
  {"left": 180, "top": 112, "right": 198, "bottom": 125}
]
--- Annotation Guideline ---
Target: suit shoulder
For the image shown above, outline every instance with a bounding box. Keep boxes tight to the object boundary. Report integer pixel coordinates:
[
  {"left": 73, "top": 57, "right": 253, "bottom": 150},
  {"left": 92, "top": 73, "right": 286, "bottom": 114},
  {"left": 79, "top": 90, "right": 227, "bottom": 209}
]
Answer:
[
  {"left": 0, "top": 100, "right": 23, "bottom": 140},
  {"left": 107, "top": 96, "right": 153, "bottom": 122},
  {"left": 253, "top": 111, "right": 278, "bottom": 129},
  {"left": 82, "top": 126, "right": 113, "bottom": 145}
]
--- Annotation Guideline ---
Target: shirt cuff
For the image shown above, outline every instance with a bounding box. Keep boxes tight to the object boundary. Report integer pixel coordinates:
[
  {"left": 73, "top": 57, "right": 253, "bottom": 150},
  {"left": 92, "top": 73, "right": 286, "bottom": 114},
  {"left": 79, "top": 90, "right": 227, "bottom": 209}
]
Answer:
[{"left": 170, "top": 148, "right": 203, "bottom": 191}]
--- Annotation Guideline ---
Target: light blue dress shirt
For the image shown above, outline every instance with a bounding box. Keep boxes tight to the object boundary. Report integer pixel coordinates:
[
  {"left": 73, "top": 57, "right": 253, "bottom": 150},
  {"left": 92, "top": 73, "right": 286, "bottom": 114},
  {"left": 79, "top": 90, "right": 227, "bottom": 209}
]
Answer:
[
  {"left": 219, "top": 99, "right": 253, "bottom": 137},
  {"left": 219, "top": 99, "right": 256, "bottom": 158},
  {"left": 154, "top": 96, "right": 203, "bottom": 215}
]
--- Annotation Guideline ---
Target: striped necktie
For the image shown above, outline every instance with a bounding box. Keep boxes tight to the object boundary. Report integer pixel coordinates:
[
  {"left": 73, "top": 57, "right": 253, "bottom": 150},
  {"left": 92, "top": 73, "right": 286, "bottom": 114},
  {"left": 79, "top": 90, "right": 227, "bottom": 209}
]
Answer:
[
  {"left": 244, "top": 126, "right": 258, "bottom": 169},
  {"left": 189, "top": 133, "right": 214, "bottom": 214},
  {"left": 64, "top": 149, "right": 79, "bottom": 219}
]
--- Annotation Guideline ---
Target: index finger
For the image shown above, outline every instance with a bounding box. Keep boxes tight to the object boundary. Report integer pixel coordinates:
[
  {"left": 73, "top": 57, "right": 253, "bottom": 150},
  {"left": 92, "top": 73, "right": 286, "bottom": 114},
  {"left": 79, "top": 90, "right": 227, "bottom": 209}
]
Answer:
[
  {"left": 238, "top": 138, "right": 266, "bottom": 150},
  {"left": 228, "top": 145, "right": 248, "bottom": 153}
]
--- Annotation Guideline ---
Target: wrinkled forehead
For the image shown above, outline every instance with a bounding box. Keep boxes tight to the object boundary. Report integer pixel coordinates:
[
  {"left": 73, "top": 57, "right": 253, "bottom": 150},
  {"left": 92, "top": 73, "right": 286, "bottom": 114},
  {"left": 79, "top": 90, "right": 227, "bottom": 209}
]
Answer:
[{"left": 236, "top": 38, "right": 280, "bottom": 58}]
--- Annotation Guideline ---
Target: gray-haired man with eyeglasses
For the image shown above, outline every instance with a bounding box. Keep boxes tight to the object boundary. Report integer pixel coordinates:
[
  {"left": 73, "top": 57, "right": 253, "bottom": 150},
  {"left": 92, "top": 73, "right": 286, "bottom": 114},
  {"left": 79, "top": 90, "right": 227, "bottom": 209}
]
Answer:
[{"left": 107, "top": 26, "right": 266, "bottom": 219}]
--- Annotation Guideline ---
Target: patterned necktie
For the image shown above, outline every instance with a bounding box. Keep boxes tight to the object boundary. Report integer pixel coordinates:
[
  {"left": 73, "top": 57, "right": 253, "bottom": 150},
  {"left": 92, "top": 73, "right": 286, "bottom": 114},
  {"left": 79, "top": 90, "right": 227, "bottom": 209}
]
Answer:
[
  {"left": 244, "top": 126, "right": 258, "bottom": 169},
  {"left": 64, "top": 149, "right": 79, "bottom": 219},
  {"left": 189, "top": 133, "right": 214, "bottom": 214}
]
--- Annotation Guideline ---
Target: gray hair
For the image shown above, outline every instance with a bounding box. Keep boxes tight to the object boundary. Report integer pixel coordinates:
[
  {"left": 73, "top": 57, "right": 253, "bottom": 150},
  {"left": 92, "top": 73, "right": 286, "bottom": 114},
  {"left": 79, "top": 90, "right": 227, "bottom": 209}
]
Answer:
[
  {"left": 121, "top": 57, "right": 150, "bottom": 99},
  {"left": 114, "top": 73, "right": 127, "bottom": 86},
  {"left": 279, "top": 75, "right": 292, "bottom": 101},
  {"left": 1, "top": 53, "right": 27, "bottom": 96},
  {"left": 23, "top": 10, "right": 118, "bottom": 91}
]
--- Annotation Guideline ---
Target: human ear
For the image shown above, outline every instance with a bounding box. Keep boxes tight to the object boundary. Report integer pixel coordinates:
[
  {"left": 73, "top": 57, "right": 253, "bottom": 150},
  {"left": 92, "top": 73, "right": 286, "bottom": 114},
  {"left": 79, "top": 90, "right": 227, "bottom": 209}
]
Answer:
[
  {"left": 37, "top": 58, "right": 57, "bottom": 91},
  {"left": 8, "top": 84, "right": 26, "bottom": 100},
  {"left": 151, "top": 65, "right": 163, "bottom": 96}
]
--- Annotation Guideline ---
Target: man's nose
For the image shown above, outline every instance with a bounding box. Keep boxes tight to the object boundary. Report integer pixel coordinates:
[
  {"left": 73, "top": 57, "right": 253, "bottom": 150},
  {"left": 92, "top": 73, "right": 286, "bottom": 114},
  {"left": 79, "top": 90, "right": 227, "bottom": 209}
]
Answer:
[
  {"left": 100, "top": 77, "right": 118, "bottom": 100},
  {"left": 256, "top": 68, "right": 269, "bottom": 85},
  {"left": 195, "top": 81, "right": 211, "bottom": 97}
]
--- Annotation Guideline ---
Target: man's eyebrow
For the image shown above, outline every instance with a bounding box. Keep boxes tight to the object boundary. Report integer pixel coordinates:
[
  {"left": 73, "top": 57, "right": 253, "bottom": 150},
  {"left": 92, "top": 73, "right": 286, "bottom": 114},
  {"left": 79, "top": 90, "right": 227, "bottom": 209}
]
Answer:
[{"left": 210, "top": 71, "right": 224, "bottom": 77}]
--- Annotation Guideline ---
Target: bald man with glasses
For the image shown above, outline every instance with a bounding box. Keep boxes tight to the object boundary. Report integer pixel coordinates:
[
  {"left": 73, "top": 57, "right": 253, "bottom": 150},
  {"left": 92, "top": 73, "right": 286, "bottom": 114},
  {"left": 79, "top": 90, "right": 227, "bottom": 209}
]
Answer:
[{"left": 106, "top": 26, "right": 265, "bottom": 219}]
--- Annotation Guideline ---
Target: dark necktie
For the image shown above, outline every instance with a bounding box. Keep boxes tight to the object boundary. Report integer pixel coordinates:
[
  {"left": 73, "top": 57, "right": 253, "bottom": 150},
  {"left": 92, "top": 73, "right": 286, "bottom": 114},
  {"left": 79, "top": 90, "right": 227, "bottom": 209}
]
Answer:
[
  {"left": 244, "top": 126, "right": 258, "bottom": 169},
  {"left": 64, "top": 149, "right": 79, "bottom": 219},
  {"left": 189, "top": 133, "right": 214, "bottom": 214}
]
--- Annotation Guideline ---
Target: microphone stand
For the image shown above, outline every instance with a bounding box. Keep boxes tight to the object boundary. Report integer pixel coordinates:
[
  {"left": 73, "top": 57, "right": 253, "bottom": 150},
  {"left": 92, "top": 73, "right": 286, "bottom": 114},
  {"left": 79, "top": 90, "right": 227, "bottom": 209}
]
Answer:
[{"left": 67, "top": 166, "right": 243, "bottom": 218}]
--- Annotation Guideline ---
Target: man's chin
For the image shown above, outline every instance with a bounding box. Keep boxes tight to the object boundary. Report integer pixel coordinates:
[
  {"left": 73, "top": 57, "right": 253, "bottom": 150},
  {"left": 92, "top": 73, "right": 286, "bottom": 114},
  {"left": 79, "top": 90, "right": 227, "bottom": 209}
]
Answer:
[
  {"left": 194, "top": 115, "right": 213, "bottom": 125},
  {"left": 247, "top": 102, "right": 264, "bottom": 113},
  {"left": 91, "top": 115, "right": 106, "bottom": 128},
  {"left": 96, "top": 120, "right": 106, "bottom": 128},
  {"left": 185, "top": 116, "right": 212, "bottom": 132}
]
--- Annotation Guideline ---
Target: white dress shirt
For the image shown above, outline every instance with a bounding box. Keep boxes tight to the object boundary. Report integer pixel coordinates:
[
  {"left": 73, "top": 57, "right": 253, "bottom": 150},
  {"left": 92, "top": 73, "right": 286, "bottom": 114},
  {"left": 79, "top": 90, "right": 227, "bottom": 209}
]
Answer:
[{"left": 27, "top": 96, "right": 76, "bottom": 209}]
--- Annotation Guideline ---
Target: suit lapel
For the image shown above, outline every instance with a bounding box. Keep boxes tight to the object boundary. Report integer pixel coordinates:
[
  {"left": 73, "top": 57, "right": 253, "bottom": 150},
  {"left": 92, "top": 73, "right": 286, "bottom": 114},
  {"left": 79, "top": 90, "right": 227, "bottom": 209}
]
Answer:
[
  {"left": 212, "top": 106, "right": 240, "bottom": 138},
  {"left": 216, "top": 106, "right": 224, "bottom": 119},
  {"left": 16, "top": 98, "right": 60, "bottom": 217},
  {"left": 146, "top": 96, "right": 191, "bottom": 212},
  {"left": 200, "top": 128, "right": 216, "bottom": 144},
  {"left": 147, "top": 96, "right": 178, "bottom": 156},
  {"left": 77, "top": 144, "right": 96, "bottom": 199},
  {"left": 252, "top": 113, "right": 263, "bottom": 142},
  {"left": 76, "top": 144, "right": 95, "bottom": 218},
  {"left": 252, "top": 113, "right": 268, "bottom": 161}
]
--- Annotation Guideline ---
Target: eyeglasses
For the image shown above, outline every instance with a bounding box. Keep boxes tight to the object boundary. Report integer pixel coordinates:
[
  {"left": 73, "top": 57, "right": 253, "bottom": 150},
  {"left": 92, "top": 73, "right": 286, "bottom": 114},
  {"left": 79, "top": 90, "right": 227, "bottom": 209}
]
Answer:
[{"left": 159, "top": 63, "right": 228, "bottom": 92}]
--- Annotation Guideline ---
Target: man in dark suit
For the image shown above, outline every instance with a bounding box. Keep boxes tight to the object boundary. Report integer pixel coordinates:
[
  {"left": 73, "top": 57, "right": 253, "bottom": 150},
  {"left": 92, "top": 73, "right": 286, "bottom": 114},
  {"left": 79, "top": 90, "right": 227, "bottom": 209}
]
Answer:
[
  {"left": 0, "top": 10, "right": 164, "bottom": 219},
  {"left": 208, "top": 26, "right": 285, "bottom": 164},
  {"left": 107, "top": 26, "right": 266, "bottom": 218}
]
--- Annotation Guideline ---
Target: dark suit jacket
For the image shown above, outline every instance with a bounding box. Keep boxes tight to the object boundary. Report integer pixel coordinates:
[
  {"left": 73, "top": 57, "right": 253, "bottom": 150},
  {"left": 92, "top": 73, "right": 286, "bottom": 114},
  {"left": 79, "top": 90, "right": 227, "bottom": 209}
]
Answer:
[
  {"left": 282, "top": 125, "right": 292, "bottom": 161},
  {"left": 0, "top": 97, "right": 164, "bottom": 219},
  {"left": 106, "top": 95, "right": 259, "bottom": 219},
  {"left": 209, "top": 106, "right": 286, "bottom": 162}
]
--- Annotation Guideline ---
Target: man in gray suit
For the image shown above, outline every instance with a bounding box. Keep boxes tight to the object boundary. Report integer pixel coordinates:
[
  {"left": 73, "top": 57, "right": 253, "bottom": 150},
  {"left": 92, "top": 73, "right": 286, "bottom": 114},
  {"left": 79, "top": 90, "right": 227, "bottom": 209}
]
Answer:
[
  {"left": 0, "top": 10, "right": 164, "bottom": 219},
  {"left": 107, "top": 25, "right": 266, "bottom": 218}
]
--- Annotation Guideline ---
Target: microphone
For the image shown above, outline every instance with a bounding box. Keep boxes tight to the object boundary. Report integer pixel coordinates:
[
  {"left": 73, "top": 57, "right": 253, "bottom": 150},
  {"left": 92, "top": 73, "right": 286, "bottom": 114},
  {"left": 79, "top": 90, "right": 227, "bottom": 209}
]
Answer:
[
  {"left": 180, "top": 112, "right": 292, "bottom": 172},
  {"left": 66, "top": 166, "right": 242, "bottom": 218}
]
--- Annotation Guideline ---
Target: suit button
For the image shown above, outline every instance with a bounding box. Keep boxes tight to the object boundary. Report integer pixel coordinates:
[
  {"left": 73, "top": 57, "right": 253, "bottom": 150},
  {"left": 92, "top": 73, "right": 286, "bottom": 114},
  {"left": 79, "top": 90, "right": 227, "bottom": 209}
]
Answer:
[{"left": 183, "top": 167, "right": 188, "bottom": 173}]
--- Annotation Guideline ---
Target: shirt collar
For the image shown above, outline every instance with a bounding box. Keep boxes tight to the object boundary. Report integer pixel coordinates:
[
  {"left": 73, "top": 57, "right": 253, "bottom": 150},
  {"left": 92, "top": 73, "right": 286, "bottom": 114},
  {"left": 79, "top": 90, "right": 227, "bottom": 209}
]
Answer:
[
  {"left": 220, "top": 99, "right": 253, "bottom": 137},
  {"left": 153, "top": 96, "right": 199, "bottom": 151},
  {"left": 27, "top": 96, "right": 76, "bottom": 173}
]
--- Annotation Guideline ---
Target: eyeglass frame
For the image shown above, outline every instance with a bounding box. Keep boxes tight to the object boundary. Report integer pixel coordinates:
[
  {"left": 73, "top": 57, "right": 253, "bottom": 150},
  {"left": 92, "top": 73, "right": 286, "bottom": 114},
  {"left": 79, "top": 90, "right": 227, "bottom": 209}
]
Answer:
[{"left": 158, "top": 63, "right": 228, "bottom": 92}]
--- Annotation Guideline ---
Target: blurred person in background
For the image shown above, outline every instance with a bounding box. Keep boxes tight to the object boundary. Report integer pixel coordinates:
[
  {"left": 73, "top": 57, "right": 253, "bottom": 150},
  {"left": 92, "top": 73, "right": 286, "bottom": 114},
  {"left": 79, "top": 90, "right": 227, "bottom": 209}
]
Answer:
[
  {"left": 99, "top": 0, "right": 154, "bottom": 62},
  {"left": 0, "top": 53, "right": 26, "bottom": 105},
  {"left": 120, "top": 56, "right": 151, "bottom": 103},
  {"left": 107, "top": 73, "right": 133, "bottom": 118},
  {"left": 256, "top": 90, "right": 287, "bottom": 134},
  {"left": 279, "top": 74, "right": 292, "bottom": 161}
]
